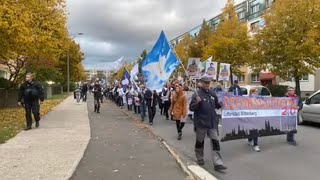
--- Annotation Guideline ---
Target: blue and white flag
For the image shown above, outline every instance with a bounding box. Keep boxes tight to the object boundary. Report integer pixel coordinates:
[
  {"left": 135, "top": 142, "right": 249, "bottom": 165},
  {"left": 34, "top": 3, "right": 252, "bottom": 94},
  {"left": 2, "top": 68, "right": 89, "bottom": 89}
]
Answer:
[
  {"left": 121, "top": 68, "right": 131, "bottom": 91},
  {"left": 141, "top": 31, "right": 180, "bottom": 90},
  {"left": 130, "top": 63, "right": 139, "bottom": 82}
]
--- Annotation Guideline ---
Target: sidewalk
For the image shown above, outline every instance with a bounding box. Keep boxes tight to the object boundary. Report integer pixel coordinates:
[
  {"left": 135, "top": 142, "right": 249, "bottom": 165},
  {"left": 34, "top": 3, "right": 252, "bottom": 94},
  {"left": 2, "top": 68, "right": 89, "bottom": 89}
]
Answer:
[
  {"left": 70, "top": 97, "right": 186, "bottom": 180},
  {"left": 0, "top": 96, "right": 90, "bottom": 180}
]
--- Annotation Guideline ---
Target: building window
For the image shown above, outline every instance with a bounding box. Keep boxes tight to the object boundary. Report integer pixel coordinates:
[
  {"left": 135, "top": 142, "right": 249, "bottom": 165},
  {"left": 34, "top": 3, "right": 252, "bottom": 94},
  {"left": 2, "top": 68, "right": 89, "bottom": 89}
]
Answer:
[
  {"left": 250, "top": 21, "right": 260, "bottom": 32},
  {"left": 251, "top": 3, "right": 260, "bottom": 14},
  {"left": 238, "top": 75, "right": 245, "bottom": 82},
  {"left": 238, "top": 11, "right": 245, "bottom": 20},
  {"left": 251, "top": 74, "right": 260, "bottom": 82},
  {"left": 265, "top": 0, "right": 270, "bottom": 8},
  {"left": 300, "top": 75, "right": 309, "bottom": 81}
]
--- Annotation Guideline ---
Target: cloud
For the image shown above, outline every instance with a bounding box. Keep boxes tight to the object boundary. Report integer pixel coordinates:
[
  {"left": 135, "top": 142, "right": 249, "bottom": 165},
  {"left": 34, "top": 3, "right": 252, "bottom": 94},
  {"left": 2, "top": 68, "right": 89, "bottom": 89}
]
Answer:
[{"left": 67, "top": 0, "right": 231, "bottom": 68}]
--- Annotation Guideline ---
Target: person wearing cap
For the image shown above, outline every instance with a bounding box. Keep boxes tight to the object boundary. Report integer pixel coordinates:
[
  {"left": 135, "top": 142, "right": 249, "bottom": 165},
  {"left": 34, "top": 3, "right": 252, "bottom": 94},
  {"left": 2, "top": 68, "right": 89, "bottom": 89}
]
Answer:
[
  {"left": 189, "top": 76, "right": 227, "bottom": 171},
  {"left": 228, "top": 80, "right": 242, "bottom": 96}
]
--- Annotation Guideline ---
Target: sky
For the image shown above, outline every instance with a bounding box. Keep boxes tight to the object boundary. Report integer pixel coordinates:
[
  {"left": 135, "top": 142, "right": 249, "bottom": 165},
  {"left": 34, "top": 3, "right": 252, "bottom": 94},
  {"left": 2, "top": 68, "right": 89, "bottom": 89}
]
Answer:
[{"left": 66, "top": 0, "right": 245, "bottom": 69}]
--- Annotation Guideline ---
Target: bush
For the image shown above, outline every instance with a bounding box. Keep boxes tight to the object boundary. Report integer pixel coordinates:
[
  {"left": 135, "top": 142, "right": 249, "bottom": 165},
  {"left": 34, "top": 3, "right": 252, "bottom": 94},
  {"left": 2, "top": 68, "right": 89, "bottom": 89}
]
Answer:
[{"left": 267, "top": 85, "right": 288, "bottom": 97}]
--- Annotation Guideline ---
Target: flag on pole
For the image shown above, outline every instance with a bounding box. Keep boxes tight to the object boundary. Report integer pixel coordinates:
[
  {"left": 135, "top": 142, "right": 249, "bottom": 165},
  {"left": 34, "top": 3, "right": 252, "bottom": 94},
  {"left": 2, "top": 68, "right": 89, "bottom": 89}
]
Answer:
[
  {"left": 121, "top": 68, "right": 131, "bottom": 91},
  {"left": 130, "top": 63, "right": 139, "bottom": 82},
  {"left": 141, "top": 31, "right": 180, "bottom": 90},
  {"left": 113, "top": 56, "right": 125, "bottom": 72}
]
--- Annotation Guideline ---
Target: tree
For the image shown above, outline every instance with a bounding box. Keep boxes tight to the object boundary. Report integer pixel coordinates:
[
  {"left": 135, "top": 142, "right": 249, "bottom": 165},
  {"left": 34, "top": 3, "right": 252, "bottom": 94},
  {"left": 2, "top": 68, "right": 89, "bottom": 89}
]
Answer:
[
  {"left": 204, "top": 0, "right": 251, "bottom": 83},
  {"left": 137, "top": 49, "right": 147, "bottom": 74},
  {"left": 192, "top": 19, "right": 212, "bottom": 59},
  {"left": 253, "top": 0, "right": 320, "bottom": 96}
]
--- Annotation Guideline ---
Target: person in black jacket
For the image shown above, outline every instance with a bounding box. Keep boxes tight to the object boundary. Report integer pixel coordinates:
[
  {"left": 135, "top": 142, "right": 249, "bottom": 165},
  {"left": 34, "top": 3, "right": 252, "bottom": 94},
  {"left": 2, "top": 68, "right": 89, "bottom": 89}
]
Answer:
[
  {"left": 228, "top": 80, "right": 242, "bottom": 96},
  {"left": 189, "top": 76, "right": 227, "bottom": 172},
  {"left": 145, "top": 89, "right": 158, "bottom": 125},
  {"left": 18, "top": 73, "right": 44, "bottom": 131},
  {"left": 81, "top": 83, "right": 88, "bottom": 102},
  {"left": 92, "top": 81, "right": 102, "bottom": 113}
]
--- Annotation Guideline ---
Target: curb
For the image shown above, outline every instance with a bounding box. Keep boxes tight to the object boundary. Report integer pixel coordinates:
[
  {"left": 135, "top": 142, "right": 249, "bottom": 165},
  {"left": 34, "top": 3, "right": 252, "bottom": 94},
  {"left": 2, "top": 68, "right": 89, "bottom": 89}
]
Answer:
[
  {"left": 117, "top": 105, "right": 198, "bottom": 180},
  {"left": 64, "top": 101, "right": 91, "bottom": 180}
]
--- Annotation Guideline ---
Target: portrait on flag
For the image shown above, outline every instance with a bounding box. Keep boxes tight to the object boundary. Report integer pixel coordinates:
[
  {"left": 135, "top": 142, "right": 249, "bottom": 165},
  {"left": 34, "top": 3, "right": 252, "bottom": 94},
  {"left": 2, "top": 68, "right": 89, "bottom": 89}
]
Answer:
[
  {"left": 187, "top": 58, "right": 201, "bottom": 79},
  {"left": 218, "top": 63, "right": 230, "bottom": 81},
  {"left": 221, "top": 96, "right": 298, "bottom": 142}
]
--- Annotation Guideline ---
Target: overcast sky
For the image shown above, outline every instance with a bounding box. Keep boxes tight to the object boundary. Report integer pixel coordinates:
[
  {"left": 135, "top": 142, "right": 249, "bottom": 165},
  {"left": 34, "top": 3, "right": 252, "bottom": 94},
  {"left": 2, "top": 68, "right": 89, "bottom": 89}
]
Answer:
[{"left": 66, "top": 0, "right": 244, "bottom": 69}]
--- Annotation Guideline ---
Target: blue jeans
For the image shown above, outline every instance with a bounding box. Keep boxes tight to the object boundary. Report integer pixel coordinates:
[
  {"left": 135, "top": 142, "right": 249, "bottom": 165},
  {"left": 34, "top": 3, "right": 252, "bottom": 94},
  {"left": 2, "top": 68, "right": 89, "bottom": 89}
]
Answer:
[
  {"left": 248, "top": 137, "right": 258, "bottom": 146},
  {"left": 140, "top": 102, "right": 146, "bottom": 120}
]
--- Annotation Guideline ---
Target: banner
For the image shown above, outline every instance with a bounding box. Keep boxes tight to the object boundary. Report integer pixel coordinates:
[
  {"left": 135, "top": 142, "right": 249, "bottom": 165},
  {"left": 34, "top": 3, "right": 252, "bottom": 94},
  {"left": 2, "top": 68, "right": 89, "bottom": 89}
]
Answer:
[
  {"left": 187, "top": 58, "right": 201, "bottom": 79},
  {"left": 221, "top": 96, "right": 298, "bottom": 142},
  {"left": 218, "top": 63, "right": 230, "bottom": 81}
]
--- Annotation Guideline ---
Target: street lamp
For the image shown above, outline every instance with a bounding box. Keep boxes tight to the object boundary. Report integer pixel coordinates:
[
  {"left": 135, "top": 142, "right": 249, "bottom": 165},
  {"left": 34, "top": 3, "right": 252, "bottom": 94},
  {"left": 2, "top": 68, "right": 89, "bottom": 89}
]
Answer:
[{"left": 67, "top": 32, "right": 83, "bottom": 94}]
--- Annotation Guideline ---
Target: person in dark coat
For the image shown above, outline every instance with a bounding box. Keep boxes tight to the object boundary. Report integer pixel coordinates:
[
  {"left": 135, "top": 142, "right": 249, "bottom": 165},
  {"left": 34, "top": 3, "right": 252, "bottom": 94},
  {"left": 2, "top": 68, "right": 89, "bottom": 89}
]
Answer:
[
  {"left": 81, "top": 83, "right": 88, "bottom": 102},
  {"left": 92, "top": 81, "right": 102, "bottom": 113},
  {"left": 189, "top": 76, "right": 227, "bottom": 172},
  {"left": 18, "top": 73, "right": 44, "bottom": 130},
  {"left": 228, "top": 80, "right": 242, "bottom": 96},
  {"left": 145, "top": 89, "right": 158, "bottom": 125}
]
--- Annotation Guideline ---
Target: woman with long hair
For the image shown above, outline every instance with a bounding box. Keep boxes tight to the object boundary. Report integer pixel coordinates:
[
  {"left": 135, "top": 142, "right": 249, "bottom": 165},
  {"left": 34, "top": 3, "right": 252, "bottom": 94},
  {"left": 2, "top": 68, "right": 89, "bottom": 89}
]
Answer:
[{"left": 170, "top": 84, "right": 187, "bottom": 140}]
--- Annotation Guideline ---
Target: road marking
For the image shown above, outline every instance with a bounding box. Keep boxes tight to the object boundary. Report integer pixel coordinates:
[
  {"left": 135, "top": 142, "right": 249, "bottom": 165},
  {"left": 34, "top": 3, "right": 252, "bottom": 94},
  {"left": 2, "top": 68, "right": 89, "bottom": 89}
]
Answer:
[{"left": 188, "top": 165, "right": 218, "bottom": 180}]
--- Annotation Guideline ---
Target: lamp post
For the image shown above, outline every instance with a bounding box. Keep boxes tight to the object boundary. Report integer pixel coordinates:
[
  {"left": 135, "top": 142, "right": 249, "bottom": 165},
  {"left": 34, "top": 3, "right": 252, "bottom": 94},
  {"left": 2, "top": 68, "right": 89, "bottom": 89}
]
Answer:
[{"left": 67, "top": 32, "right": 83, "bottom": 94}]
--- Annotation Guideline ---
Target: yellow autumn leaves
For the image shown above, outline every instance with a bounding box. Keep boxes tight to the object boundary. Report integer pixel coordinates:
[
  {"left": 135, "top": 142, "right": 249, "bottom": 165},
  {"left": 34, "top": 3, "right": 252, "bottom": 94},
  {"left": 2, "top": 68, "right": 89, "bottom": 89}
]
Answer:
[{"left": 0, "top": 94, "right": 68, "bottom": 143}]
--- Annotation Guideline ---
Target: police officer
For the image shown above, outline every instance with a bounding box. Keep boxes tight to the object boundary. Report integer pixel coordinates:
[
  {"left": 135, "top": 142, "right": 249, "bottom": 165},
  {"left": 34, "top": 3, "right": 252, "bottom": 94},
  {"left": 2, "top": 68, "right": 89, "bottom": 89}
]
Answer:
[
  {"left": 18, "top": 73, "right": 44, "bottom": 131},
  {"left": 189, "top": 76, "right": 227, "bottom": 171}
]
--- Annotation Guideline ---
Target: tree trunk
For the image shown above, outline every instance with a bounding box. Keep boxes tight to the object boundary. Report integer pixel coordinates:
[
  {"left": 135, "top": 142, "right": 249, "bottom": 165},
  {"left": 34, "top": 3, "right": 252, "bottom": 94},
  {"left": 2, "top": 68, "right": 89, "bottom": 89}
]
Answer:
[{"left": 294, "top": 75, "right": 301, "bottom": 97}]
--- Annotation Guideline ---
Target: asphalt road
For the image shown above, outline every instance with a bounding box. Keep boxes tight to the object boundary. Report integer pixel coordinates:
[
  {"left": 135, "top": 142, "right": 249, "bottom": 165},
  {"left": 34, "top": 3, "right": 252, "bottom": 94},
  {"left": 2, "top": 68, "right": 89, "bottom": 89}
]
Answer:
[
  {"left": 125, "top": 106, "right": 320, "bottom": 180},
  {"left": 70, "top": 97, "right": 186, "bottom": 180}
]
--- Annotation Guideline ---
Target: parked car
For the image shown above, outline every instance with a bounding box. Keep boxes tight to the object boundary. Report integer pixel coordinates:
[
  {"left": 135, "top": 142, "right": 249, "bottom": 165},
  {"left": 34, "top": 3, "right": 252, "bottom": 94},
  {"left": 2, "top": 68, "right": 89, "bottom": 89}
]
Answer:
[
  {"left": 299, "top": 90, "right": 320, "bottom": 124},
  {"left": 239, "top": 85, "right": 272, "bottom": 97}
]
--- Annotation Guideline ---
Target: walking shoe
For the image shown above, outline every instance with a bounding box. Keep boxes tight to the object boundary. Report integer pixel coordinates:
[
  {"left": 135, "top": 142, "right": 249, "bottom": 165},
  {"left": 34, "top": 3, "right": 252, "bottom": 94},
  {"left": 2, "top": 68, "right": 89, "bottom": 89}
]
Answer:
[
  {"left": 149, "top": 122, "right": 153, "bottom": 126},
  {"left": 35, "top": 121, "right": 40, "bottom": 128},
  {"left": 214, "top": 165, "right": 227, "bottom": 171},
  {"left": 247, "top": 139, "right": 253, "bottom": 146},
  {"left": 253, "top": 145, "right": 260, "bottom": 152},
  {"left": 287, "top": 140, "right": 297, "bottom": 146},
  {"left": 197, "top": 159, "right": 205, "bottom": 166},
  {"left": 177, "top": 134, "right": 182, "bottom": 140},
  {"left": 24, "top": 127, "right": 32, "bottom": 131}
]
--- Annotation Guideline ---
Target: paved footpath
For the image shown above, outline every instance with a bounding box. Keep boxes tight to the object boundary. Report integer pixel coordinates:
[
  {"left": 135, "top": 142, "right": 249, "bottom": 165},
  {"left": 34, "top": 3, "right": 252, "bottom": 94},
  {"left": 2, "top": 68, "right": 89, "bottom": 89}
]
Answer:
[
  {"left": 122, "top": 105, "right": 320, "bottom": 180},
  {"left": 0, "top": 96, "right": 90, "bottom": 180},
  {"left": 70, "top": 96, "right": 186, "bottom": 180}
]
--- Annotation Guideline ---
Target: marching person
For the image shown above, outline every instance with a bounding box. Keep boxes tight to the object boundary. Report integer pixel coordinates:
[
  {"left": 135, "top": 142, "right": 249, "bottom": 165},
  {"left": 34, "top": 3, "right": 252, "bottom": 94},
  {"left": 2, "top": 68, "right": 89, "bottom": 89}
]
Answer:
[
  {"left": 170, "top": 83, "right": 187, "bottom": 140},
  {"left": 228, "top": 80, "right": 242, "bottom": 96},
  {"left": 145, "top": 89, "right": 158, "bottom": 126},
  {"left": 285, "top": 86, "right": 301, "bottom": 146},
  {"left": 138, "top": 84, "right": 147, "bottom": 122},
  {"left": 92, "top": 80, "right": 102, "bottom": 113},
  {"left": 189, "top": 76, "right": 227, "bottom": 171},
  {"left": 247, "top": 88, "right": 261, "bottom": 152},
  {"left": 162, "top": 83, "right": 171, "bottom": 120},
  {"left": 18, "top": 73, "right": 44, "bottom": 130},
  {"left": 81, "top": 83, "right": 88, "bottom": 102}
]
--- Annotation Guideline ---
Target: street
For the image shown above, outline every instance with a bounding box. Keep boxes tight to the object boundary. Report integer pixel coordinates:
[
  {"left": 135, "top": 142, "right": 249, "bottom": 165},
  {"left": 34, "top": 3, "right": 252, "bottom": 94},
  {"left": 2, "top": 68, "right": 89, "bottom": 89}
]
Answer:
[
  {"left": 123, "top": 105, "right": 320, "bottom": 180},
  {"left": 71, "top": 97, "right": 186, "bottom": 180}
]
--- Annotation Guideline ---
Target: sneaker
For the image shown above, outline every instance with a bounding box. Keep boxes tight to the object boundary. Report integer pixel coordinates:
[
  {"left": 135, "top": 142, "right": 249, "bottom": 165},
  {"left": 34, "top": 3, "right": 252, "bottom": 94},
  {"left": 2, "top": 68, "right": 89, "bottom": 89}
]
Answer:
[
  {"left": 253, "top": 146, "right": 260, "bottom": 152},
  {"left": 197, "top": 159, "right": 205, "bottom": 166},
  {"left": 177, "top": 134, "right": 182, "bottom": 140},
  {"left": 287, "top": 140, "right": 297, "bottom": 146},
  {"left": 35, "top": 121, "right": 40, "bottom": 128},
  {"left": 247, "top": 140, "right": 253, "bottom": 146},
  {"left": 149, "top": 122, "right": 153, "bottom": 126},
  {"left": 214, "top": 165, "right": 227, "bottom": 171}
]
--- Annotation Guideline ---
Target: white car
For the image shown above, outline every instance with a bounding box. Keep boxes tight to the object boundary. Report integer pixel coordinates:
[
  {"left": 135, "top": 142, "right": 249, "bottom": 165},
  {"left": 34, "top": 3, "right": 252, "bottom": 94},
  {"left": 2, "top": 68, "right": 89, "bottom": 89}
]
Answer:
[
  {"left": 239, "top": 85, "right": 272, "bottom": 97},
  {"left": 299, "top": 90, "right": 320, "bottom": 124}
]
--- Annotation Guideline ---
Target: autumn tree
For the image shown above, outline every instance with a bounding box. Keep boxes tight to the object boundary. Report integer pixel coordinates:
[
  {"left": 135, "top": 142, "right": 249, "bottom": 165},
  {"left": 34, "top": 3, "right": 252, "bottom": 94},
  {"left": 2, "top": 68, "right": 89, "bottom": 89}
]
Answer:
[
  {"left": 204, "top": 0, "right": 251, "bottom": 83},
  {"left": 252, "top": 0, "right": 320, "bottom": 97}
]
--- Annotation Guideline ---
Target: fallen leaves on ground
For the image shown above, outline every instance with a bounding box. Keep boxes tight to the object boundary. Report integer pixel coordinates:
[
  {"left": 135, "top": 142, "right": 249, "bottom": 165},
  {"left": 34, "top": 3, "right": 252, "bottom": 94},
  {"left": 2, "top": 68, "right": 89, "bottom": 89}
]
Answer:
[{"left": 0, "top": 95, "right": 68, "bottom": 144}]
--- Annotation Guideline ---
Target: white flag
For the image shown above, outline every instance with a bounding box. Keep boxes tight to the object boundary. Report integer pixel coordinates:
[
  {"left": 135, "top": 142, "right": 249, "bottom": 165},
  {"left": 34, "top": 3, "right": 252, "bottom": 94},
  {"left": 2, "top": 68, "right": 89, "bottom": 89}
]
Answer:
[{"left": 130, "top": 63, "right": 139, "bottom": 81}]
